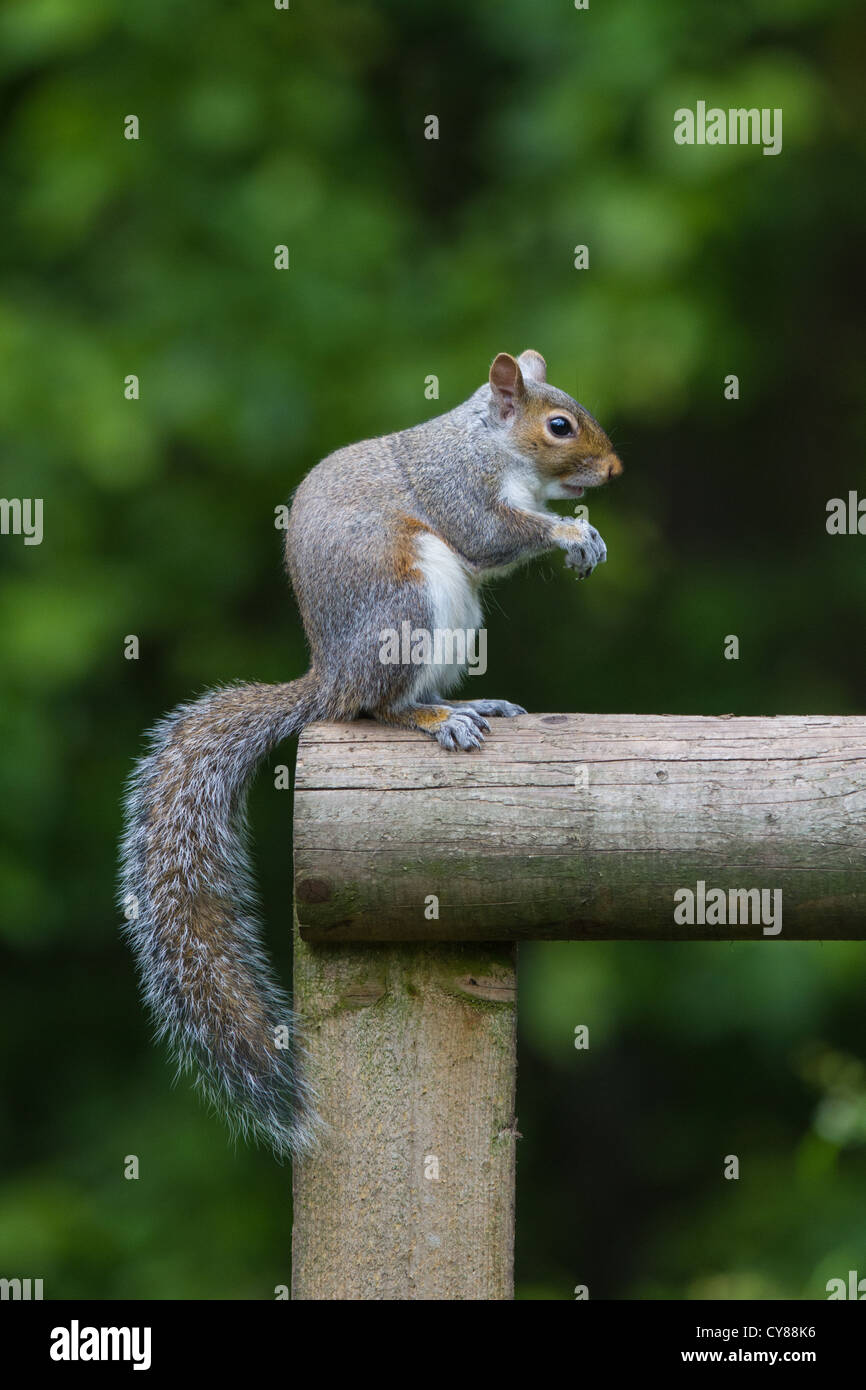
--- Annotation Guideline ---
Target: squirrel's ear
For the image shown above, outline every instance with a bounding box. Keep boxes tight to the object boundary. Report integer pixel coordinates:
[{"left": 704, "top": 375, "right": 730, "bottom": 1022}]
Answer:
[
  {"left": 489, "top": 353, "right": 525, "bottom": 420},
  {"left": 517, "top": 349, "right": 547, "bottom": 383}
]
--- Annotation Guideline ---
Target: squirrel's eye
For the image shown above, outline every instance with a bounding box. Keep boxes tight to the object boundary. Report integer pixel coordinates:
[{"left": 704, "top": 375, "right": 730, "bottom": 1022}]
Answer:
[{"left": 548, "top": 416, "right": 574, "bottom": 438}]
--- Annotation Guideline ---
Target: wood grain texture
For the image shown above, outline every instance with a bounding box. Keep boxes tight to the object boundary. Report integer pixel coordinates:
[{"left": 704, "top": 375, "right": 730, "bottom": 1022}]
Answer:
[
  {"left": 291, "top": 920, "right": 517, "bottom": 1300},
  {"left": 294, "top": 714, "right": 866, "bottom": 941}
]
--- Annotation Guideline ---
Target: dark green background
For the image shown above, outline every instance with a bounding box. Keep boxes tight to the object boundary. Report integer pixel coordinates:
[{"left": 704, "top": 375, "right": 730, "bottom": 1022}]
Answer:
[{"left": 1, "top": 0, "right": 864, "bottom": 1299}]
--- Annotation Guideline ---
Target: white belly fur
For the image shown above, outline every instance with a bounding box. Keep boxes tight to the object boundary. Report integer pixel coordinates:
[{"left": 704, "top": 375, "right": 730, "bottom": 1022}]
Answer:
[{"left": 413, "top": 532, "right": 483, "bottom": 700}]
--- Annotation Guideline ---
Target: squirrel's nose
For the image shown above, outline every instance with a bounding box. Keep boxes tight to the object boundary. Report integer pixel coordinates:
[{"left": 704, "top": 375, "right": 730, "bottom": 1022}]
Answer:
[{"left": 603, "top": 452, "right": 623, "bottom": 480}]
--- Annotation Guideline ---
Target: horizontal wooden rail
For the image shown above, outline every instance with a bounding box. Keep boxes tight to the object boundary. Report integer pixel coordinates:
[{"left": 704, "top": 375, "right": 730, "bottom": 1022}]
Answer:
[{"left": 293, "top": 714, "right": 866, "bottom": 943}]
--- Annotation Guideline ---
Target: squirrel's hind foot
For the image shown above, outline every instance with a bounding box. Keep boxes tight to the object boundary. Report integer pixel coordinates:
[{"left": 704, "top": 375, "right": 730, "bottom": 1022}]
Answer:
[
  {"left": 371, "top": 700, "right": 489, "bottom": 751},
  {"left": 441, "top": 698, "right": 526, "bottom": 719},
  {"left": 434, "top": 709, "right": 488, "bottom": 750},
  {"left": 371, "top": 696, "right": 526, "bottom": 750}
]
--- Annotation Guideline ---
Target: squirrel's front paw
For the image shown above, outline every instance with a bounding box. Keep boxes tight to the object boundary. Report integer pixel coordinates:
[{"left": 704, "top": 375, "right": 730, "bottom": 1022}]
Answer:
[{"left": 564, "top": 522, "right": 607, "bottom": 579}]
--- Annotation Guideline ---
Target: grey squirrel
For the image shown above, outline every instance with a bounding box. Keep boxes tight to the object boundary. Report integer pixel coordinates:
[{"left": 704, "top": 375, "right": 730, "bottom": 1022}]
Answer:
[{"left": 119, "top": 350, "right": 622, "bottom": 1158}]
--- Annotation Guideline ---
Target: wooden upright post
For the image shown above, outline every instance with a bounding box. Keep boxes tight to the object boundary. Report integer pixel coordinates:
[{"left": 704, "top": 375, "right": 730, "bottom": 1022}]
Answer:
[{"left": 291, "top": 931, "right": 517, "bottom": 1299}]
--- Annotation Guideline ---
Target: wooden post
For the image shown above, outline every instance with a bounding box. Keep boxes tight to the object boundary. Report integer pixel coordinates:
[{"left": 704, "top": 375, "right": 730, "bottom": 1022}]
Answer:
[
  {"left": 291, "top": 930, "right": 516, "bottom": 1300},
  {"left": 291, "top": 713, "right": 866, "bottom": 1299}
]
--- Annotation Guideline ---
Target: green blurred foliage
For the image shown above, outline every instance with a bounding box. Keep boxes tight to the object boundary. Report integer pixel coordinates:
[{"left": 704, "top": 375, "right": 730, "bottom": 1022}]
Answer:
[{"left": 0, "top": 0, "right": 864, "bottom": 1299}]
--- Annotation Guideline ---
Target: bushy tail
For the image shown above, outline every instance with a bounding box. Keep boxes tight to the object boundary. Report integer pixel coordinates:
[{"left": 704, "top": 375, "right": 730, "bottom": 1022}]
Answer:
[{"left": 119, "top": 674, "right": 321, "bottom": 1159}]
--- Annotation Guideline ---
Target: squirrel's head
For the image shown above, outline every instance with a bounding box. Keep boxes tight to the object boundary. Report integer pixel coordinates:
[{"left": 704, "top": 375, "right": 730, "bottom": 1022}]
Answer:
[{"left": 487, "top": 350, "right": 623, "bottom": 500}]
